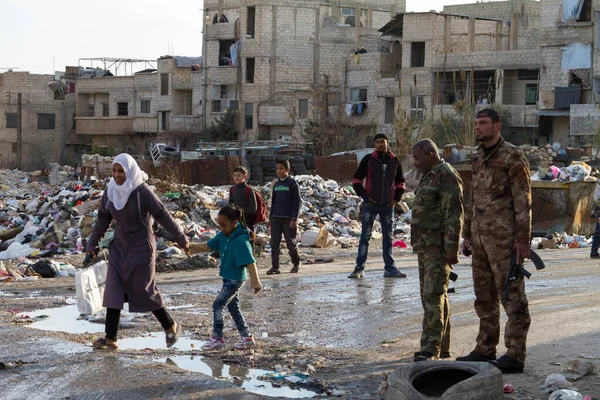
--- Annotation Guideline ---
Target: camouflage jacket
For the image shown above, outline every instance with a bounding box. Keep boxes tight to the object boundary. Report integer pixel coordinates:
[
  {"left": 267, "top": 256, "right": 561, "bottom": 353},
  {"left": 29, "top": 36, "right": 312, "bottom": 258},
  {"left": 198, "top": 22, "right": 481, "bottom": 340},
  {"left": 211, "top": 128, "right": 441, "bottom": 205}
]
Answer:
[
  {"left": 411, "top": 160, "right": 464, "bottom": 257},
  {"left": 463, "top": 137, "right": 532, "bottom": 243}
]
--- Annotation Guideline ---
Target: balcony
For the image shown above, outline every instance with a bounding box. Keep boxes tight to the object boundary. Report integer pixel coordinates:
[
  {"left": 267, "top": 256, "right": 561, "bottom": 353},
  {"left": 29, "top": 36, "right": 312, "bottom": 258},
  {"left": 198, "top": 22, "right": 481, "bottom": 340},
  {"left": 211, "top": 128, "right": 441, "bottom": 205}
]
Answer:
[
  {"left": 76, "top": 117, "right": 134, "bottom": 135},
  {"left": 133, "top": 117, "right": 159, "bottom": 133},
  {"left": 347, "top": 52, "right": 395, "bottom": 78},
  {"left": 207, "top": 66, "right": 238, "bottom": 85},
  {"left": 206, "top": 21, "right": 237, "bottom": 40}
]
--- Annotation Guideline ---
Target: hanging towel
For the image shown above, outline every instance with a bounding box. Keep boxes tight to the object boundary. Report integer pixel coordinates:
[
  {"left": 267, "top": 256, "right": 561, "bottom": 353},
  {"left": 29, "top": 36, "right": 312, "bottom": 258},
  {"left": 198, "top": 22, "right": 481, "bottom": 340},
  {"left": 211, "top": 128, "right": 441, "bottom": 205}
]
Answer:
[{"left": 345, "top": 103, "right": 353, "bottom": 117}]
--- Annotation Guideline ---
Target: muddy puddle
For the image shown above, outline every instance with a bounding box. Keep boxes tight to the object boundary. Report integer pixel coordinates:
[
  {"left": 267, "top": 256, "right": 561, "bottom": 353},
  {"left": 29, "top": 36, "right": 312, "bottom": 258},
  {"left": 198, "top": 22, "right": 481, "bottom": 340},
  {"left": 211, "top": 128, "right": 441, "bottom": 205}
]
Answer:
[
  {"left": 19, "top": 304, "right": 105, "bottom": 334},
  {"left": 159, "top": 355, "right": 318, "bottom": 398},
  {"left": 118, "top": 333, "right": 206, "bottom": 351}
]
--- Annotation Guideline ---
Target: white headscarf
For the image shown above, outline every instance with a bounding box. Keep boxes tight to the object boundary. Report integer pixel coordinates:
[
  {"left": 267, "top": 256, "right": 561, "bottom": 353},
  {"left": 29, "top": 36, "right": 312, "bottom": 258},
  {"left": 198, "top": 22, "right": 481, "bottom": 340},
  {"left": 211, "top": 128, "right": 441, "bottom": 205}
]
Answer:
[{"left": 106, "top": 153, "right": 148, "bottom": 210}]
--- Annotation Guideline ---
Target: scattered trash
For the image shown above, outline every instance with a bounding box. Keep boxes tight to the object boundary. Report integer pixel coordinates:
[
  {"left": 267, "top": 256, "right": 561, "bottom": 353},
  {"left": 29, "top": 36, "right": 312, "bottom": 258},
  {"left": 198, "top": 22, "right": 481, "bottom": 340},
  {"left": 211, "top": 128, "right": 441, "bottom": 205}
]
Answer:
[
  {"left": 548, "top": 389, "right": 584, "bottom": 400},
  {"left": 541, "top": 373, "right": 575, "bottom": 392},
  {"left": 560, "top": 360, "right": 596, "bottom": 381},
  {"left": 503, "top": 382, "right": 515, "bottom": 394}
]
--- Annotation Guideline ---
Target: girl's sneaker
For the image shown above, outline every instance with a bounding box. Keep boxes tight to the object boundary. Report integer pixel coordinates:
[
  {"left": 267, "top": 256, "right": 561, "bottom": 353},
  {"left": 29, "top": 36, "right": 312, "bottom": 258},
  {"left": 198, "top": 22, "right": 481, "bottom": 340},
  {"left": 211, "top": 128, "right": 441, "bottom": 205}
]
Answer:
[
  {"left": 234, "top": 335, "right": 255, "bottom": 350},
  {"left": 201, "top": 337, "right": 226, "bottom": 351}
]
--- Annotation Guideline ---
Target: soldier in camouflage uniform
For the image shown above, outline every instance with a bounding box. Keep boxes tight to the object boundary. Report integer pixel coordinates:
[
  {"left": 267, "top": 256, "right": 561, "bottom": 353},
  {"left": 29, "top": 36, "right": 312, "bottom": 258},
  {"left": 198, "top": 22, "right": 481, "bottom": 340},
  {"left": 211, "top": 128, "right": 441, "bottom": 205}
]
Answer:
[
  {"left": 410, "top": 139, "right": 464, "bottom": 362},
  {"left": 457, "top": 108, "right": 532, "bottom": 373}
]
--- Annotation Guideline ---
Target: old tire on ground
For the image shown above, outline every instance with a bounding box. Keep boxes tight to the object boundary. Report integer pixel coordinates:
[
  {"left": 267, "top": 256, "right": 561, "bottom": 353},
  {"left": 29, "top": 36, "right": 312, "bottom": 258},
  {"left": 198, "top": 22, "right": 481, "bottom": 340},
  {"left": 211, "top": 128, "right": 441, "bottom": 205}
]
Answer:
[{"left": 385, "top": 361, "right": 504, "bottom": 400}]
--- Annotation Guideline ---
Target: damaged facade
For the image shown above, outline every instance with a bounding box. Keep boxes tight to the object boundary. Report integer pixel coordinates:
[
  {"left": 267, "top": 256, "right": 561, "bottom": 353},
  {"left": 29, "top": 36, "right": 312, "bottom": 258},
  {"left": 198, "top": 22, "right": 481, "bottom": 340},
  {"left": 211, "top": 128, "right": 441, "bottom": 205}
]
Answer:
[
  {"left": 382, "top": 0, "right": 600, "bottom": 147},
  {"left": 201, "top": 0, "right": 406, "bottom": 142},
  {"left": 4, "top": 0, "right": 600, "bottom": 170},
  {"left": 74, "top": 56, "right": 202, "bottom": 157},
  {"left": 0, "top": 71, "right": 77, "bottom": 170}
]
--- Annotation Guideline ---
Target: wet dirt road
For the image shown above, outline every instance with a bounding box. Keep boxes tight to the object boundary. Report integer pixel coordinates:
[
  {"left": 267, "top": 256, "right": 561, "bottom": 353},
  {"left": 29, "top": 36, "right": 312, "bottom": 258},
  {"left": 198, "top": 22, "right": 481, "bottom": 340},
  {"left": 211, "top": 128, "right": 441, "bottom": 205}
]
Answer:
[{"left": 2, "top": 247, "right": 600, "bottom": 399}]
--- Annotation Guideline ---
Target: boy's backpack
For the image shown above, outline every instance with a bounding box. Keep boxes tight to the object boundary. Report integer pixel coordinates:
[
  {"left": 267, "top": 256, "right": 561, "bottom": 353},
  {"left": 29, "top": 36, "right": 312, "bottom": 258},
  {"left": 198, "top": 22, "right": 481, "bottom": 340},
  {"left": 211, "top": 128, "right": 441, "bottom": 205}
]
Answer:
[{"left": 229, "top": 185, "right": 267, "bottom": 223}]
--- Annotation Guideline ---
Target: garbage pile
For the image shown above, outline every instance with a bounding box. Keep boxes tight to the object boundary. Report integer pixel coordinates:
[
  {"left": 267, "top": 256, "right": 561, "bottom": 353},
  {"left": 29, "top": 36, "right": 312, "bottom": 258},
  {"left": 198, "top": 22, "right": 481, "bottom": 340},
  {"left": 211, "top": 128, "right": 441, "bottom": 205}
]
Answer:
[
  {"left": 532, "top": 233, "right": 592, "bottom": 250},
  {"left": 0, "top": 169, "right": 413, "bottom": 279},
  {"left": 531, "top": 161, "right": 596, "bottom": 182}
]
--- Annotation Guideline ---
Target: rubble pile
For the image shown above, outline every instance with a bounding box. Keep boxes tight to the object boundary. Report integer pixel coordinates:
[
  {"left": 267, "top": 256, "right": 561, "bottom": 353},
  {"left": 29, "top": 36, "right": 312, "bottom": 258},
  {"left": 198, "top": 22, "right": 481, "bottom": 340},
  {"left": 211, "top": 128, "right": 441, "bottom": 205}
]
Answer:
[{"left": 0, "top": 169, "right": 413, "bottom": 279}]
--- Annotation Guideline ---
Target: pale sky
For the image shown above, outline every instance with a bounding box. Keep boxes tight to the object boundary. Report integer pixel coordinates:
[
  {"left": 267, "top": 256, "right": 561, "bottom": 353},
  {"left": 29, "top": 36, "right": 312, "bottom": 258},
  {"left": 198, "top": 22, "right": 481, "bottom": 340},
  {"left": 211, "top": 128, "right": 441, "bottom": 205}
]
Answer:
[{"left": 0, "top": 0, "right": 480, "bottom": 75}]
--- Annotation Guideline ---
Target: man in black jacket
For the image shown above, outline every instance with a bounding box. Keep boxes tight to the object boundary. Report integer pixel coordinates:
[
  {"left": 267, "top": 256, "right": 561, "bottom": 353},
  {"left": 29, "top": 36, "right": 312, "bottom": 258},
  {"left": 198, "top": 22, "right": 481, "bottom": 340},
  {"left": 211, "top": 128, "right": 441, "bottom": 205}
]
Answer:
[{"left": 349, "top": 133, "right": 407, "bottom": 278}]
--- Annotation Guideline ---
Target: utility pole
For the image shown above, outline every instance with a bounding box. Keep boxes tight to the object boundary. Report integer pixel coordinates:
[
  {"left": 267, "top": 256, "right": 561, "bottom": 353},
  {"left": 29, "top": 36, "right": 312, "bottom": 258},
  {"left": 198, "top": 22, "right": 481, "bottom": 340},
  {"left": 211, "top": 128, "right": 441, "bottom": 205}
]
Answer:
[{"left": 17, "top": 93, "right": 22, "bottom": 169}]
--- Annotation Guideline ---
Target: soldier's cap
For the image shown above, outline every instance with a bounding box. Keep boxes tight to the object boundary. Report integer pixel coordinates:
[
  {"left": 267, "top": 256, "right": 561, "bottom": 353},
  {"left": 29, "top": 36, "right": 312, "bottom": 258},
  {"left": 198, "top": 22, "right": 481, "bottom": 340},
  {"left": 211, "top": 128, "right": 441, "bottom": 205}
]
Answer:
[
  {"left": 373, "top": 133, "right": 390, "bottom": 142},
  {"left": 475, "top": 108, "right": 499, "bottom": 119}
]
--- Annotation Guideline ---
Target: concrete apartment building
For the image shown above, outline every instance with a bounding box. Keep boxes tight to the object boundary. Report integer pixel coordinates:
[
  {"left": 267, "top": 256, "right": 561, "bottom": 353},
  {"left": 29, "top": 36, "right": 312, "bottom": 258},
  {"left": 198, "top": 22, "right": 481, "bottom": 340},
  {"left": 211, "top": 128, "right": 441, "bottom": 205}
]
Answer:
[
  {"left": 0, "top": 71, "right": 77, "bottom": 170},
  {"left": 386, "top": 0, "right": 599, "bottom": 147},
  {"left": 201, "top": 0, "right": 406, "bottom": 141},
  {"left": 74, "top": 56, "right": 202, "bottom": 156}
]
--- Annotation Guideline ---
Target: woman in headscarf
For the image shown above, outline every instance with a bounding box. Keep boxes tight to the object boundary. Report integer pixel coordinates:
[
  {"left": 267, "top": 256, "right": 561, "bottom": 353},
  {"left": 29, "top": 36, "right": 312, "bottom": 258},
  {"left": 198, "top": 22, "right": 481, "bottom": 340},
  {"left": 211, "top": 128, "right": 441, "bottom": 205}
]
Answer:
[{"left": 87, "top": 153, "right": 189, "bottom": 350}]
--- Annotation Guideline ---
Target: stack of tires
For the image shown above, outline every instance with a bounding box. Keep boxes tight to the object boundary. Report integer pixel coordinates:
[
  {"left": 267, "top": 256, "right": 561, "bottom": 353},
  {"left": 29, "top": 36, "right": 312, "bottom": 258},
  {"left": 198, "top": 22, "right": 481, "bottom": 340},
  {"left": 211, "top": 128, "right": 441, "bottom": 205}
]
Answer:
[
  {"left": 303, "top": 153, "right": 315, "bottom": 171},
  {"left": 261, "top": 155, "right": 278, "bottom": 183},
  {"left": 290, "top": 156, "right": 307, "bottom": 176},
  {"left": 247, "top": 155, "right": 263, "bottom": 185}
]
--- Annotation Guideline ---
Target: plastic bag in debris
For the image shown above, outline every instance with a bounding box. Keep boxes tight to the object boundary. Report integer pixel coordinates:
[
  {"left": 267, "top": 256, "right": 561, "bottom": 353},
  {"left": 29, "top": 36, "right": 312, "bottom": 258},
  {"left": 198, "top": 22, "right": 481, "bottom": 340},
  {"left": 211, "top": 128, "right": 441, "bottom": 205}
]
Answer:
[
  {"left": 560, "top": 360, "right": 596, "bottom": 380},
  {"left": 549, "top": 390, "right": 584, "bottom": 400},
  {"left": 541, "top": 373, "right": 575, "bottom": 392},
  {"left": 566, "top": 163, "right": 590, "bottom": 182},
  {"left": 31, "top": 260, "right": 58, "bottom": 278},
  {"left": 0, "top": 242, "right": 36, "bottom": 260}
]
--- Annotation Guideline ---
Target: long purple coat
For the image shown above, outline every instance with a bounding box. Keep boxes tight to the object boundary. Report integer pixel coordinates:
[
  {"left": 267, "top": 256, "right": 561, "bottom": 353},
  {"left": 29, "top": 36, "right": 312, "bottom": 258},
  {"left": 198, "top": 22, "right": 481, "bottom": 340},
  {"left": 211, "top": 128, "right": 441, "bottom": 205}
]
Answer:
[{"left": 87, "top": 184, "right": 187, "bottom": 312}]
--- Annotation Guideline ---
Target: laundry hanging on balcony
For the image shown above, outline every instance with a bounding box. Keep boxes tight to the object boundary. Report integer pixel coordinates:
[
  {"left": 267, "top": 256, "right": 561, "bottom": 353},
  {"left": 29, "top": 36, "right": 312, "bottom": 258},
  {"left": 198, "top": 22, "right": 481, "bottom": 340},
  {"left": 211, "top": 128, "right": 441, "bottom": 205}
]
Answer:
[
  {"left": 561, "top": 43, "right": 591, "bottom": 71},
  {"left": 230, "top": 40, "right": 241, "bottom": 66},
  {"left": 561, "top": 0, "right": 586, "bottom": 22}
]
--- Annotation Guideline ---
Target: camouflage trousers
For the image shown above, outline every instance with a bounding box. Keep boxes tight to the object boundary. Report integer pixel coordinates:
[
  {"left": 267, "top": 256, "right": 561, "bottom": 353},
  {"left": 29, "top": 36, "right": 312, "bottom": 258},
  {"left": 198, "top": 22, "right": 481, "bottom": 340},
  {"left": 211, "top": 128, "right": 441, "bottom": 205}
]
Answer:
[
  {"left": 471, "top": 233, "right": 531, "bottom": 363},
  {"left": 418, "top": 250, "right": 451, "bottom": 356}
]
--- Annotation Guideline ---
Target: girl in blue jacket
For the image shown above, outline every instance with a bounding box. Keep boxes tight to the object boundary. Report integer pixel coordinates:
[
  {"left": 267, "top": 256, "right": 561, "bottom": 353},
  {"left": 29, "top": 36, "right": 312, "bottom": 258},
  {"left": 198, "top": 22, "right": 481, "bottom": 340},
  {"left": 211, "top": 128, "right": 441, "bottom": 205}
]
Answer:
[{"left": 189, "top": 205, "right": 261, "bottom": 351}]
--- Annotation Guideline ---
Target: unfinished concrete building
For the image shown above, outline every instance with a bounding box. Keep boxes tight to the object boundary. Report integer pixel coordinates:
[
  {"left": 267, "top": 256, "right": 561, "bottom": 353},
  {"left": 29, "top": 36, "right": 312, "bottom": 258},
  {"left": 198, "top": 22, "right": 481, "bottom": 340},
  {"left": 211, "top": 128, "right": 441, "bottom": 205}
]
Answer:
[
  {"left": 376, "top": 0, "right": 600, "bottom": 148},
  {"left": 201, "top": 0, "right": 406, "bottom": 143},
  {"left": 74, "top": 56, "right": 201, "bottom": 156},
  {"left": 0, "top": 71, "right": 77, "bottom": 170}
]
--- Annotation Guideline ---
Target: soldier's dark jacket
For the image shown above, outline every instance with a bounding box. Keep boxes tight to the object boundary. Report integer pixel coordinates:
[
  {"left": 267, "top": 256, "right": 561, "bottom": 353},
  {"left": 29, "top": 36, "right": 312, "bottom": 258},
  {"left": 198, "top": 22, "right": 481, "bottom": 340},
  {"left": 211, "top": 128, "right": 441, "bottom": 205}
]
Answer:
[
  {"left": 463, "top": 138, "right": 532, "bottom": 243},
  {"left": 411, "top": 160, "right": 464, "bottom": 257}
]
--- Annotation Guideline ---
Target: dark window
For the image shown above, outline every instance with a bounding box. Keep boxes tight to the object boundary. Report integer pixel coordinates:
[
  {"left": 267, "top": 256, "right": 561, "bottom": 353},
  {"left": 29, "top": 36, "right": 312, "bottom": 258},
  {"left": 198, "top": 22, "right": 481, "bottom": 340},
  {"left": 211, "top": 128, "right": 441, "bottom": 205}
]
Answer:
[
  {"left": 229, "top": 100, "right": 238, "bottom": 111},
  {"left": 298, "top": 99, "right": 308, "bottom": 119},
  {"left": 341, "top": 7, "right": 356, "bottom": 26},
  {"left": 72, "top": 113, "right": 76, "bottom": 130},
  {"left": 245, "top": 103, "right": 253, "bottom": 129},
  {"left": 141, "top": 100, "right": 151, "bottom": 114},
  {"left": 411, "top": 42, "right": 425, "bottom": 67},
  {"left": 54, "top": 90, "right": 65, "bottom": 100},
  {"left": 6, "top": 113, "right": 17, "bottom": 129},
  {"left": 102, "top": 103, "right": 109, "bottom": 117},
  {"left": 349, "top": 88, "right": 367, "bottom": 104},
  {"left": 117, "top": 102, "right": 128, "bottom": 116},
  {"left": 219, "top": 40, "right": 236, "bottom": 66},
  {"left": 161, "top": 73, "right": 169, "bottom": 95},
  {"left": 579, "top": 0, "right": 592, "bottom": 22},
  {"left": 220, "top": 85, "right": 228, "bottom": 99},
  {"left": 384, "top": 97, "right": 395, "bottom": 124},
  {"left": 246, "top": 58, "right": 255, "bottom": 83},
  {"left": 38, "top": 113, "right": 56, "bottom": 130},
  {"left": 247, "top": 6, "right": 256, "bottom": 38},
  {"left": 161, "top": 111, "right": 169, "bottom": 130},
  {"left": 212, "top": 100, "right": 222, "bottom": 113}
]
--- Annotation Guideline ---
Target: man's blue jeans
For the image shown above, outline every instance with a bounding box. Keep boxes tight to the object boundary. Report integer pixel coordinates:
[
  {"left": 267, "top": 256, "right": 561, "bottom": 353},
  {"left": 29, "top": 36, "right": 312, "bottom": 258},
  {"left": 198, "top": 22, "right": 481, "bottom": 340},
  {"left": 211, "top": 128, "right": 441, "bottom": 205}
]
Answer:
[
  {"left": 355, "top": 202, "right": 395, "bottom": 271},
  {"left": 212, "top": 279, "right": 249, "bottom": 339}
]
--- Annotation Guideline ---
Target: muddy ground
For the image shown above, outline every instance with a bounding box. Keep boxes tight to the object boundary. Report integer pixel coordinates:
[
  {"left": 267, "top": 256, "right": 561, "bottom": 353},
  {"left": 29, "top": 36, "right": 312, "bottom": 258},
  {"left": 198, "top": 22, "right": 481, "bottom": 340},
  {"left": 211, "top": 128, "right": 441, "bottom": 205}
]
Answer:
[{"left": 2, "top": 243, "right": 600, "bottom": 399}]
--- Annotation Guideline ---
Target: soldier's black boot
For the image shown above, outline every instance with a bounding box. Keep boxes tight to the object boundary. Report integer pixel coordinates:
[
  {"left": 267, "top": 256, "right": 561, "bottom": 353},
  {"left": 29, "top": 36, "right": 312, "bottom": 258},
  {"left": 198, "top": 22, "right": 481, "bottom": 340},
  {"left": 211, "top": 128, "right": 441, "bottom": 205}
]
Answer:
[
  {"left": 488, "top": 355, "right": 524, "bottom": 373},
  {"left": 456, "top": 351, "right": 496, "bottom": 362}
]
